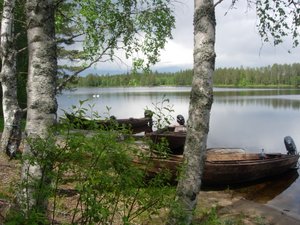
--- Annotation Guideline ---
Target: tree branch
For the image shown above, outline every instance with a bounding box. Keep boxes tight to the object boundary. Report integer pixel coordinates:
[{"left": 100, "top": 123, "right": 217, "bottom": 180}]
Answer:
[
  {"left": 214, "top": 0, "right": 224, "bottom": 7},
  {"left": 17, "top": 46, "right": 27, "bottom": 54},
  {"left": 56, "top": 29, "right": 126, "bottom": 92},
  {"left": 56, "top": 45, "right": 113, "bottom": 93},
  {"left": 56, "top": 33, "right": 84, "bottom": 44}
]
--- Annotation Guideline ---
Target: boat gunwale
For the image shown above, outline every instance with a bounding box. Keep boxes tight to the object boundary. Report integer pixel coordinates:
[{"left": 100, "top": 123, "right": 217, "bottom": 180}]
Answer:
[
  {"left": 146, "top": 153, "right": 299, "bottom": 166},
  {"left": 206, "top": 156, "right": 299, "bottom": 165}
]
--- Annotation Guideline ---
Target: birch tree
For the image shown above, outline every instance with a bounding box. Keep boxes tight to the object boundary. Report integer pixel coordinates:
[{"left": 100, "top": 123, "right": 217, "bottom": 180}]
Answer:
[
  {"left": 18, "top": 0, "right": 175, "bottom": 215},
  {"left": 167, "top": 0, "right": 215, "bottom": 224},
  {"left": 0, "top": 0, "right": 23, "bottom": 157},
  {"left": 0, "top": 0, "right": 29, "bottom": 158},
  {"left": 167, "top": 0, "right": 299, "bottom": 224},
  {"left": 20, "top": 0, "right": 57, "bottom": 212}
]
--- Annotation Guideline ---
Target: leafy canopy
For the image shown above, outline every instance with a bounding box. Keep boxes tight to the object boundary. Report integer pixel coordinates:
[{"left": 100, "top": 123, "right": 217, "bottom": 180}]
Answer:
[
  {"left": 256, "top": 0, "right": 300, "bottom": 48},
  {"left": 56, "top": 0, "right": 175, "bottom": 78}
]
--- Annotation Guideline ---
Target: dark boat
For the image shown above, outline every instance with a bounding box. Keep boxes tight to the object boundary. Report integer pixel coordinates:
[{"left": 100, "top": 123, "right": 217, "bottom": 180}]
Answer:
[
  {"left": 146, "top": 114, "right": 187, "bottom": 154},
  {"left": 133, "top": 148, "right": 299, "bottom": 185},
  {"left": 65, "top": 113, "right": 153, "bottom": 133},
  {"left": 146, "top": 130, "right": 186, "bottom": 154}
]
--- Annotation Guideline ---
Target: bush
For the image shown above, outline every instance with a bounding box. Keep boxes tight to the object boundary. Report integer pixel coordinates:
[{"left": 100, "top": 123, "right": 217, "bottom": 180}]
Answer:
[{"left": 7, "top": 107, "right": 174, "bottom": 224}]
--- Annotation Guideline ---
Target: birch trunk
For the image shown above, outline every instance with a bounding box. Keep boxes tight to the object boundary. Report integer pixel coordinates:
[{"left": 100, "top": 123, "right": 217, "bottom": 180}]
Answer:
[
  {"left": 0, "top": 0, "right": 23, "bottom": 158},
  {"left": 20, "top": 0, "right": 57, "bottom": 212},
  {"left": 25, "top": 0, "right": 57, "bottom": 138},
  {"left": 167, "top": 0, "right": 215, "bottom": 224}
]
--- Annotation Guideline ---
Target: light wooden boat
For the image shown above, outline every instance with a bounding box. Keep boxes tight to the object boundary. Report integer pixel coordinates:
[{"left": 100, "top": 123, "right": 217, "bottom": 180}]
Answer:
[{"left": 133, "top": 148, "right": 299, "bottom": 185}]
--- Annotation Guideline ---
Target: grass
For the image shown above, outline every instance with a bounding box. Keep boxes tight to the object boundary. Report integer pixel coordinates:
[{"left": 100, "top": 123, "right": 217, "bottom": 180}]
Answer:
[{"left": 193, "top": 206, "right": 268, "bottom": 225}]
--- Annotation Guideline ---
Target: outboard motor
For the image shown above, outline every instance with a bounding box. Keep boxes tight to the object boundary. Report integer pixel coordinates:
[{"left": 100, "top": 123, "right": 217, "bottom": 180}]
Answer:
[
  {"left": 284, "top": 136, "right": 297, "bottom": 155},
  {"left": 144, "top": 109, "right": 153, "bottom": 128},
  {"left": 176, "top": 115, "right": 185, "bottom": 126},
  {"left": 110, "top": 115, "right": 117, "bottom": 120},
  {"left": 144, "top": 109, "right": 153, "bottom": 118}
]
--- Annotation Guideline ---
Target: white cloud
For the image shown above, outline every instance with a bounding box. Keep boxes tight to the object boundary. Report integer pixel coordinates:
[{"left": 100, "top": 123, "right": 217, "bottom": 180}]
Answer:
[
  {"left": 156, "top": 40, "right": 193, "bottom": 67},
  {"left": 89, "top": 0, "right": 300, "bottom": 74},
  {"left": 214, "top": 1, "right": 300, "bottom": 68}
]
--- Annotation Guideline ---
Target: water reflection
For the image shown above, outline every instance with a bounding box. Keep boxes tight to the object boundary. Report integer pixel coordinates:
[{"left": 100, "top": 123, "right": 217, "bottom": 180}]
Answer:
[
  {"left": 236, "top": 170, "right": 299, "bottom": 203},
  {"left": 232, "top": 168, "right": 300, "bottom": 217},
  {"left": 267, "top": 168, "right": 300, "bottom": 217},
  {"left": 215, "top": 96, "right": 300, "bottom": 110},
  {"left": 214, "top": 88, "right": 300, "bottom": 110},
  {"left": 201, "top": 168, "right": 300, "bottom": 217},
  {"left": 213, "top": 88, "right": 300, "bottom": 96}
]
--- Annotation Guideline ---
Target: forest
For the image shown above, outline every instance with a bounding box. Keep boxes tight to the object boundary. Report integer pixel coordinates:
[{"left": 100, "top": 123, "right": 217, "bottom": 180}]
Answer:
[{"left": 75, "top": 63, "right": 300, "bottom": 87}]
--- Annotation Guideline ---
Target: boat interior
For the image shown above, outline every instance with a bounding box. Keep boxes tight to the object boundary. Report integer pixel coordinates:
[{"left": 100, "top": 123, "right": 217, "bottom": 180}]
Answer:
[{"left": 206, "top": 148, "right": 284, "bottom": 162}]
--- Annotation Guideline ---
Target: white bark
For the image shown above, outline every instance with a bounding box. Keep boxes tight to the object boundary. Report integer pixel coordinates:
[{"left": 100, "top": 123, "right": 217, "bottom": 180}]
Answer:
[
  {"left": 0, "top": 0, "right": 23, "bottom": 157},
  {"left": 20, "top": 0, "right": 57, "bottom": 212},
  {"left": 25, "top": 0, "right": 57, "bottom": 138},
  {"left": 167, "top": 0, "right": 215, "bottom": 224}
]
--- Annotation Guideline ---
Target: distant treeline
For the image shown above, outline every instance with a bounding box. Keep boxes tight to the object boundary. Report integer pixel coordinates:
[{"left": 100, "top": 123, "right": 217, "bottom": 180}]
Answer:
[{"left": 74, "top": 63, "right": 300, "bottom": 87}]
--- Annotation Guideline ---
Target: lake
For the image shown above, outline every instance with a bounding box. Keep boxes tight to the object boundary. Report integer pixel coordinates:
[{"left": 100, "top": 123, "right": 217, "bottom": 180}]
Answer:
[
  {"left": 58, "top": 87, "right": 300, "bottom": 153},
  {"left": 57, "top": 87, "right": 300, "bottom": 217}
]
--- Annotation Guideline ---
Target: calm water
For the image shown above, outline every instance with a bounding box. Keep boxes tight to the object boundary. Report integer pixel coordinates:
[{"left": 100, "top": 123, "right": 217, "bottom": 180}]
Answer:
[
  {"left": 57, "top": 87, "right": 300, "bottom": 216},
  {"left": 58, "top": 87, "right": 300, "bottom": 153}
]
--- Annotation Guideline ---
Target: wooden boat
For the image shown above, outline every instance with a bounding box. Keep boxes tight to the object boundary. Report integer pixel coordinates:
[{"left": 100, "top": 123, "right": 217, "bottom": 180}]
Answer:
[
  {"left": 146, "top": 130, "right": 186, "bottom": 155},
  {"left": 133, "top": 148, "right": 299, "bottom": 185},
  {"left": 65, "top": 113, "right": 153, "bottom": 133}
]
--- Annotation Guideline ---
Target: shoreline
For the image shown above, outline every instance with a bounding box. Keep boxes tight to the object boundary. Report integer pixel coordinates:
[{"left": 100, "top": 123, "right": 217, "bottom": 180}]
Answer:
[{"left": 194, "top": 190, "right": 300, "bottom": 225}]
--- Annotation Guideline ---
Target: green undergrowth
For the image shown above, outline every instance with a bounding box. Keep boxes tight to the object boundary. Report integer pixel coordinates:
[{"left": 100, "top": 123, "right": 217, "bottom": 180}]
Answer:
[
  {"left": 4, "top": 103, "right": 179, "bottom": 224},
  {"left": 193, "top": 206, "right": 267, "bottom": 225}
]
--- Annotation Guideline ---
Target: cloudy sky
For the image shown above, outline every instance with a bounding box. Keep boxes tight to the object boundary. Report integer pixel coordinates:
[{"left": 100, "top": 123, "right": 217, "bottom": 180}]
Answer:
[{"left": 92, "top": 0, "right": 300, "bottom": 74}]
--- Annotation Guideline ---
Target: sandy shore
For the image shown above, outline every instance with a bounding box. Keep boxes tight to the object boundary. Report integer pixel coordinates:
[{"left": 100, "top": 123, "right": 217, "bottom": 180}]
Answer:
[{"left": 195, "top": 190, "right": 300, "bottom": 225}]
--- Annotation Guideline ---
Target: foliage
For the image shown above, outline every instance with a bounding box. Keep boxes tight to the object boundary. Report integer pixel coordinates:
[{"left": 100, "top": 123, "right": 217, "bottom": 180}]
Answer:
[
  {"left": 214, "top": 63, "right": 300, "bottom": 87},
  {"left": 56, "top": 0, "right": 175, "bottom": 89},
  {"left": 198, "top": 206, "right": 248, "bottom": 225},
  {"left": 146, "top": 95, "right": 174, "bottom": 131},
  {"left": 256, "top": 0, "right": 300, "bottom": 47},
  {"left": 73, "top": 63, "right": 300, "bottom": 88},
  {"left": 6, "top": 106, "right": 175, "bottom": 224},
  {"left": 200, "top": 207, "right": 222, "bottom": 225},
  {"left": 75, "top": 70, "right": 193, "bottom": 87}
]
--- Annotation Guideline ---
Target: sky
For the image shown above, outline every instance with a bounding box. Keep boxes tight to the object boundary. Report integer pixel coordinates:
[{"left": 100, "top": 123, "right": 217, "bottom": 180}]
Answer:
[{"left": 89, "top": 0, "right": 300, "bottom": 74}]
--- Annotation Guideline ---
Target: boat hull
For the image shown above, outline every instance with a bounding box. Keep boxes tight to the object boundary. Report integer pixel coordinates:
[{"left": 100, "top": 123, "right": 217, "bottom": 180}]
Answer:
[
  {"left": 146, "top": 131, "right": 186, "bottom": 154},
  {"left": 65, "top": 113, "right": 152, "bottom": 133},
  {"left": 203, "top": 154, "right": 299, "bottom": 185},
  {"left": 134, "top": 149, "right": 299, "bottom": 185}
]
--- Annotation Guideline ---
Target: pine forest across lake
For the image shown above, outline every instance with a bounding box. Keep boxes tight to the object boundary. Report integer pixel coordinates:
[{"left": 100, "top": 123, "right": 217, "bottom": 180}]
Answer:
[
  {"left": 58, "top": 86, "right": 300, "bottom": 217},
  {"left": 73, "top": 63, "right": 300, "bottom": 88}
]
